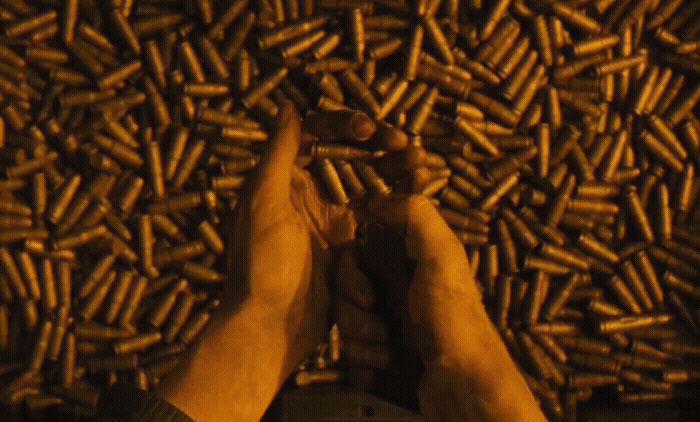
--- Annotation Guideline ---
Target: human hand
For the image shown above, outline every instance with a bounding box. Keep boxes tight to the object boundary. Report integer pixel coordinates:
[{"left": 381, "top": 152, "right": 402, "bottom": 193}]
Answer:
[
  {"left": 366, "top": 194, "right": 546, "bottom": 422},
  {"left": 158, "top": 103, "right": 429, "bottom": 422},
  {"left": 228, "top": 102, "right": 427, "bottom": 382}
]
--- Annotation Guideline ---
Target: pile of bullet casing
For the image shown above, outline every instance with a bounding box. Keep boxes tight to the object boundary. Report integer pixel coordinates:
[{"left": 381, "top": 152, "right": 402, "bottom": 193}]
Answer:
[{"left": 0, "top": 0, "right": 699, "bottom": 420}]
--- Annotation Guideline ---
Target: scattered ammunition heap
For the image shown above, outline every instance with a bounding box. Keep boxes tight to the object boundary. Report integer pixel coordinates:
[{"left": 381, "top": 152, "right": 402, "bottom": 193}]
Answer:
[{"left": 0, "top": 0, "right": 698, "bottom": 419}]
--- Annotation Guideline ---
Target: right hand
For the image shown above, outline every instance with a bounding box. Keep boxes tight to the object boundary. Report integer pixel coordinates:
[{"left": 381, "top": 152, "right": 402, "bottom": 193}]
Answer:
[
  {"left": 367, "top": 194, "right": 486, "bottom": 365},
  {"left": 367, "top": 194, "right": 547, "bottom": 422}
]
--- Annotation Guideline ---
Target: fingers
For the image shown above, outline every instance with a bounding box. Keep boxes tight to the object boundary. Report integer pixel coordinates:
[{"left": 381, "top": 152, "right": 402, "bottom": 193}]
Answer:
[
  {"left": 302, "top": 110, "right": 376, "bottom": 141},
  {"left": 335, "top": 298, "right": 387, "bottom": 342},
  {"left": 254, "top": 102, "right": 302, "bottom": 201},
  {"left": 335, "top": 246, "right": 375, "bottom": 309},
  {"left": 368, "top": 194, "right": 458, "bottom": 259},
  {"left": 368, "top": 121, "right": 408, "bottom": 151},
  {"left": 393, "top": 167, "right": 432, "bottom": 194},
  {"left": 371, "top": 145, "right": 426, "bottom": 183}
]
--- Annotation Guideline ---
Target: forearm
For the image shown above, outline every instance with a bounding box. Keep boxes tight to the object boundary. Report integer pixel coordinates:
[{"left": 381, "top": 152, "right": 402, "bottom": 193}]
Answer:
[
  {"left": 417, "top": 289, "right": 546, "bottom": 422},
  {"left": 447, "top": 321, "right": 546, "bottom": 422},
  {"left": 156, "top": 299, "right": 293, "bottom": 422}
]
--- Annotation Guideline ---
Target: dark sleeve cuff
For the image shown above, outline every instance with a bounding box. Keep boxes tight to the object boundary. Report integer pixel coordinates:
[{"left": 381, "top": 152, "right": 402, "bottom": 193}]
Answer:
[{"left": 97, "top": 383, "right": 195, "bottom": 422}]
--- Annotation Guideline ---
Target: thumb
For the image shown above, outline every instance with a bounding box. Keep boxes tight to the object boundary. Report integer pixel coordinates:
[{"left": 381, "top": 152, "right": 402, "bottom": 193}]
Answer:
[{"left": 254, "top": 102, "right": 302, "bottom": 202}]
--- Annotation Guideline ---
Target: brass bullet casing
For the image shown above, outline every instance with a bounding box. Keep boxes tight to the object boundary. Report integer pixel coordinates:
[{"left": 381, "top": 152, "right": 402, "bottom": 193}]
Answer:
[
  {"left": 536, "top": 123, "right": 550, "bottom": 179},
  {"left": 28, "top": 319, "right": 52, "bottom": 371},
  {"left": 653, "top": 73, "right": 684, "bottom": 116},
  {"left": 376, "top": 79, "right": 409, "bottom": 120},
  {"left": 538, "top": 243, "right": 589, "bottom": 270},
  {"left": 606, "top": 274, "right": 642, "bottom": 314},
  {"left": 532, "top": 15, "right": 553, "bottom": 67},
  {"left": 113, "top": 331, "right": 162, "bottom": 355},
  {"left": 619, "top": 260, "right": 654, "bottom": 311},
  {"left": 567, "top": 373, "right": 618, "bottom": 388},
  {"left": 257, "top": 16, "right": 329, "bottom": 49},
  {"left": 518, "top": 331, "right": 555, "bottom": 382},
  {"left": 638, "top": 130, "right": 683, "bottom": 172},
  {"left": 335, "top": 160, "right": 366, "bottom": 197},
  {"left": 148, "top": 279, "right": 188, "bottom": 328},
  {"left": 405, "top": 86, "right": 438, "bottom": 135},
  {"left": 577, "top": 233, "right": 618, "bottom": 264},
  {"left": 623, "top": 185, "right": 654, "bottom": 242},
  {"left": 501, "top": 207, "right": 538, "bottom": 250},
  {"left": 235, "top": 49, "right": 251, "bottom": 92},
  {"left": 179, "top": 310, "right": 211, "bottom": 345},
  {"left": 495, "top": 274, "right": 512, "bottom": 330},
  {"left": 349, "top": 8, "right": 365, "bottom": 63},
  {"left": 495, "top": 35, "right": 530, "bottom": 80},
  {"left": 480, "top": 243, "right": 499, "bottom": 298},
  {"left": 595, "top": 54, "right": 647, "bottom": 76},
  {"left": 61, "top": 332, "right": 75, "bottom": 388},
  {"left": 631, "top": 65, "right": 659, "bottom": 115},
  {"left": 182, "top": 261, "right": 226, "bottom": 282},
  {"left": 647, "top": 0, "right": 684, "bottom": 29},
  {"left": 568, "top": 352, "right": 620, "bottom": 374},
  {"left": 522, "top": 270, "right": 549, "bottom": 324},
  {"left": 512, "top": 64, "right": 546, "bottom": 117},
  {"left": 222, "top": 12, "right": 256, "bottom": 62},
  {"left": 80, "top": 270, "right": 117, "bottom": 320},
  {"left": 206, "top": 0, "right": 247, "bottom": 40},
  {"left": 647, "top": 114, "right": 687, "bottom": 161},
  {"left": 587, "top": 298, "right": 625, "bottom": 317},
  {"left": 523, "top": 255, "right": 571, "bottom": 275},
  {"left": 599, "top": 314, "right": 673, "bottom": 334},
  {"left": 404, "top": 25, "right": 423, "bottom": 80},
  {"left": 468, "top": 91, "right": 519, "bottom": 127},
  {"left": 280, "top": 30, "right": 327, "bottom": 59},
  {"left": 318, "top": 159, "right": 349, "bottom": 205},
  {"left": 164, "top": 291, "right": 197, "bottom": 343},
  {"left": 454, "top": 117, "right": 499, "bottom": 156},
  {"left": 496, "top": 218, "right": 518, "bottom": 273},
  {"left": 598, "top": 129, "right": 629, "bottom": 182},
  {"left": 502, "top": 50, "right": 538, "bottom": 101},
  {"left": 546, "top": 173, "right": 576, "bottom": 228},
  {"left": 551, "top": 2, "right": 600, "bottom": 33},
  {"left": 667, "top": 290, "right": 698, "bottom": 333},
  {"left": 476, "top": 17, "right": 518, "bottom": 65},
  {"left": 104, "top": 270, "right": 135, "bottom": 325},
  {"left": 539, "top": 273, "right": 581, "bottom": 320},
  {"left": 480, "top": 172, "right": 520, "bottom": 210},
  {"left": 109, "top": 9, "right": 140, "bottom": 55},
  {"left": 415, "top": 63, "right": 471, "bottom": 101},
  {"left": 659, "top": 341, "right": 700, "bottom": 356},
  {"left": 479, "top": 0, "right": 511, "bottom": 41},
  {"left": 422, "top": 15, "right": 453, "bottom": 65},
  {"left": 439, "top": 185, "right": 470, "bottom": 211},
  {"left": 571, "top": 34, "right": 620, "bottom": 57},
  {"left": 137, "top": 214, "right": 158, "bottom": 279},
  {"left": 674, "top": 163, "right": 694, "bottom": 214},
  {"left": 644, "top": 68, "right": 673, "bottom": 115},
  {"left": 392, "top": 82, "right": 428, "bottom": 127},
  {"left": 5, "top": 10, "right": 57, "bottom": 38},
  {"left": 241, "top": 67, "right": 288, "bottom": 109},
  {"left": 44, "top": 174, "right": 81, "bottom": 227},
  {"left": 664, "top": 82, "right": 700, "bottom": 126},
  {"left": 649, "top": 246, "right": 698, "bottom": 279},
  {"left": 339, "top": 70, "right": 381, "bottom": 117},
  {"left": 118, "top": 275, "right": 148, "bottom": 330}
]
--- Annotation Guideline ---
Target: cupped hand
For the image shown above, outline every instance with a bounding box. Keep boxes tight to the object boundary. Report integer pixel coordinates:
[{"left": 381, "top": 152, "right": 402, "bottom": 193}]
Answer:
[{"left": 228, "top": 102, "right": 426, "bottom": 380}]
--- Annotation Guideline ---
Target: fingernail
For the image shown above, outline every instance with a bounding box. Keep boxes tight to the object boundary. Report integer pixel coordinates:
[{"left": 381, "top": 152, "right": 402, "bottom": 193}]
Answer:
[{"left": 351, "top": 113, "right": 376, "bottom": 141}]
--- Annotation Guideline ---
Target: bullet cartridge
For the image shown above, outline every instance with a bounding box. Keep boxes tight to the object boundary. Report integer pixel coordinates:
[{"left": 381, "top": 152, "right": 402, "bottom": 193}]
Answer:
[
  {"left": 666, "top": 290, "right": 698, "bottom": 333},
  {"left": 422, "top": 15, "right": 453, "bottom": 65},
  {"left": 619, "top": 260, "right": 654, "bottom": 312},
  {"left": 178, "top": 310, "right": 210, "bottom": 344},
  {"left": 568, "top": 373, "right": 618, "bottom": 388},
  {"left": 80, "top": 269, "right": 117, "bottom": 320},
  {"left": 495, "top": 275, "right": 512, "bottom": 329}
]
